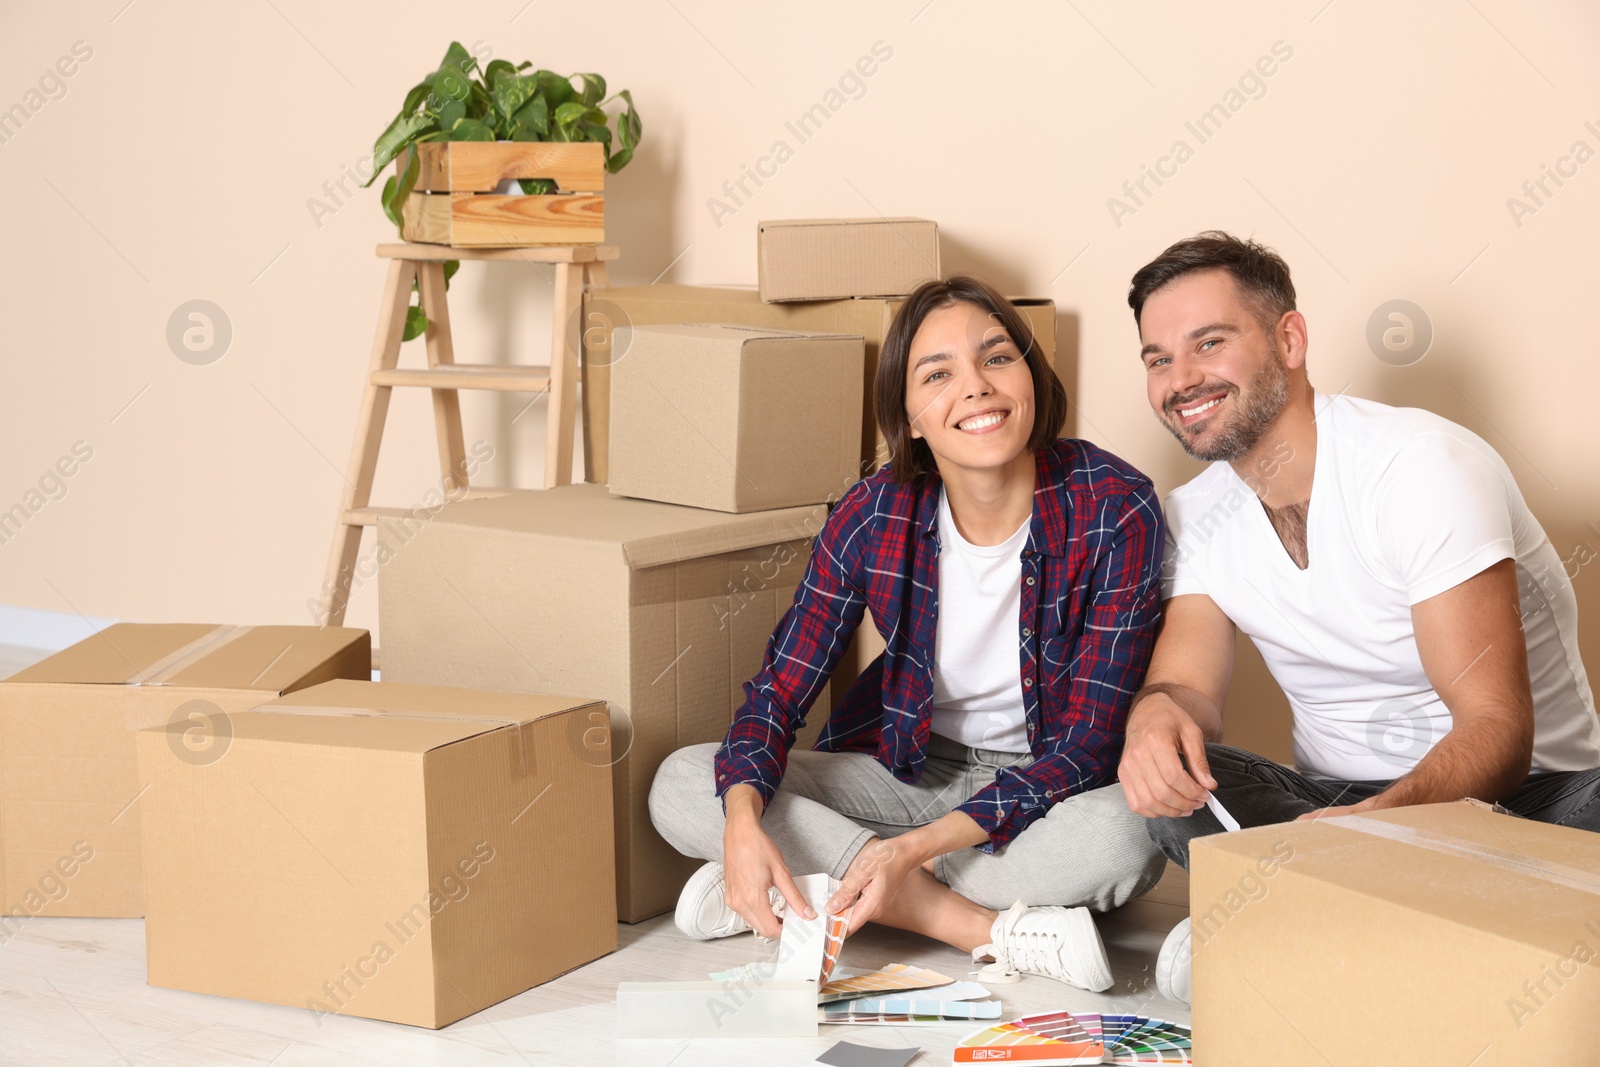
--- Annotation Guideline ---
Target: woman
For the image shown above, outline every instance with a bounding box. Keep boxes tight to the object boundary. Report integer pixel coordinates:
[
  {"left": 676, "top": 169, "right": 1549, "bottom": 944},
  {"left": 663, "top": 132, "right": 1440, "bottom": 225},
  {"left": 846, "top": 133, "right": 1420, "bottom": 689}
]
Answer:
[{"left": 649, "top": 276, "right": 1166, "bottom": 990}]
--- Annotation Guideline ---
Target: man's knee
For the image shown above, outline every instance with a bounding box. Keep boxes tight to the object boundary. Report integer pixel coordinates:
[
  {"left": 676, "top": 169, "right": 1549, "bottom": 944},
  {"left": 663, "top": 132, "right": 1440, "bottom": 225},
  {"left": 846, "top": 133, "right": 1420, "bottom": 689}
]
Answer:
[{"left": 1146, "top": 813, "right": 1199, "bottom": 870}]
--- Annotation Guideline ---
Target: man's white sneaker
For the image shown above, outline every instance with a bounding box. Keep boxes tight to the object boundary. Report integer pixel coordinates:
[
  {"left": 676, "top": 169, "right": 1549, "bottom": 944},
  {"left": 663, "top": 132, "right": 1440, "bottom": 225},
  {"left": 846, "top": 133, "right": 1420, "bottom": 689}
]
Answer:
[
  {"left": 1155, "top": 917, "right": 1192, "bottom": 1004},
  {"left": 673, "top": 862, "right": 784, "bottom": 941},
  {"left": 973, "top": 901, "right": 1114, "bottom": 992}
]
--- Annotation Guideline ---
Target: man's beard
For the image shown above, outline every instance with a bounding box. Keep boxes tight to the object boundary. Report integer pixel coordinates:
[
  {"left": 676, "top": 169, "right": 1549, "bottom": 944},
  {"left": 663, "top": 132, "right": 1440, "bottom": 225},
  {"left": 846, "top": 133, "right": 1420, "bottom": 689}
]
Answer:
[{"left": 1163, "top": 349, "right": 1290, "bottom": 463}]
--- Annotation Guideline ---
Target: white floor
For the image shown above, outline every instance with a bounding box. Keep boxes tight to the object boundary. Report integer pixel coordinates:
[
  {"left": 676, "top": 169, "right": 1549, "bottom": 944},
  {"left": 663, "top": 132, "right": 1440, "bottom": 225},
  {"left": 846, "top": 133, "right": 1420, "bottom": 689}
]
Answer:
[{"left": 0, "top": 641, "right": 1191, "bottom": 1066}]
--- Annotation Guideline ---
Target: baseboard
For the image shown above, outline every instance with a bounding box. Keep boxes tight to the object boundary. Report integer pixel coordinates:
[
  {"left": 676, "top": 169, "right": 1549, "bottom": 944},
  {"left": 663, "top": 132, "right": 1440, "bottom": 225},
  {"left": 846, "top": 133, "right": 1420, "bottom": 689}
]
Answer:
[{"left": 0, "top": 604, "right": 117, "bottom": 652}]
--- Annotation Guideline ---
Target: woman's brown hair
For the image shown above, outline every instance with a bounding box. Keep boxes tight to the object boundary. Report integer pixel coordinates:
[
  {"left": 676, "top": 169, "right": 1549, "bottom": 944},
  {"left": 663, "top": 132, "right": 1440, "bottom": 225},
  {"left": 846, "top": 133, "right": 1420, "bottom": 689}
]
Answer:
[{"left": 875, "top": 275, "right": 1068, "bottom": 484}]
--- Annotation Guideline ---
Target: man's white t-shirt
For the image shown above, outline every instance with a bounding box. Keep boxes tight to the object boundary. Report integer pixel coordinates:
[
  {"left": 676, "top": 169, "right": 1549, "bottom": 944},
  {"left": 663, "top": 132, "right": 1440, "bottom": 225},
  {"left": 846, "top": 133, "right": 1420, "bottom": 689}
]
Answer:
[
  {"left": 1163, "top": 393, "right": 1600, "bottom": 781},
  {"left": 930, "top": 488, "right": 1032, "bottom": 753}
]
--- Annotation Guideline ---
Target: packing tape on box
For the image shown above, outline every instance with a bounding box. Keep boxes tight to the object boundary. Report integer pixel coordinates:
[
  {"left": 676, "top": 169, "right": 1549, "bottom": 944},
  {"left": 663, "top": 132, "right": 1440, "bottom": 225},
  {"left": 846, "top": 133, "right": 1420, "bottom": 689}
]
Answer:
[
  {"left": 1330, "top": 813, "right": 1600, "bottom": 897},
  {"left": 124, "top": 624, "right": 256, "bottom": 686},
  {"left": 259, "top": 705, "right": 538, "bottom": 781}
]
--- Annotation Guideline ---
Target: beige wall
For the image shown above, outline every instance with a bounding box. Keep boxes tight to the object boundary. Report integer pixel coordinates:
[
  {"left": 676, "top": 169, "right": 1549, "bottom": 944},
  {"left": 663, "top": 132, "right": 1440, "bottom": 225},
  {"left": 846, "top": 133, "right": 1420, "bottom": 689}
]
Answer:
[{"left": 3, "top": 3, "right": 1598, "bottom": 755}]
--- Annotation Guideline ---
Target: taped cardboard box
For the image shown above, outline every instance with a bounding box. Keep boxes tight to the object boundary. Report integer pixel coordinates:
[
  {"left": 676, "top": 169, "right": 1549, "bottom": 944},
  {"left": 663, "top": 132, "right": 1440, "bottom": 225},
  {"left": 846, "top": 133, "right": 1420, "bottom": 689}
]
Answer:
[
  {"left": 0, "top": 623, "right": 368, "bottom": 919},
  {"left": 757, "top": 217, "right": 939, "bottom": 303},
  {"left": 609, "top": 324, "right": 865, "bottom": 512},
  {"left": 1190, "top": 801, "right": 1600, "bottom": 1065},
  {"left": 136, "top": 678, "right": 617, "bottom": 1030},
  {"left": 581, "top": 285, "right": 1057, "bottom": 484},
  {"left": 378, "top": 484, "right": 831, "bottom": 921}
]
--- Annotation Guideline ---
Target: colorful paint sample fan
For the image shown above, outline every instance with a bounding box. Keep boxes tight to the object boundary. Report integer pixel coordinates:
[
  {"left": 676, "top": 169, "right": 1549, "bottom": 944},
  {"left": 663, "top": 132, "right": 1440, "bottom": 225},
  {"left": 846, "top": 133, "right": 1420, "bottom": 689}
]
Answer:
[
  {"left": 954, "top": 1011, "right": 1104, "bottom": 1064},
  {"left": 1076, "top": 1013, "right": 1193, "bottom": 1064},
  {"left": 954, "top": 1011, "right": 1194, "bottom": 1065}
]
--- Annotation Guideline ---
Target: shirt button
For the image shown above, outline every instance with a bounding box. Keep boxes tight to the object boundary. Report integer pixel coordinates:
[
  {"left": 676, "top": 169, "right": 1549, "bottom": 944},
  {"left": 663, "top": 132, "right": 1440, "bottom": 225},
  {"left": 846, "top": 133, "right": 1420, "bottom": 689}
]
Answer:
[
  {"left": 1022, "top": 627, "right": 1032, "bottom": 637},
  {"left": 1024, "top": 678, "right": 1034, "bottom": 688},
  {"left": 1025, "top": 576, "right": 1035, "bottom": 586}
]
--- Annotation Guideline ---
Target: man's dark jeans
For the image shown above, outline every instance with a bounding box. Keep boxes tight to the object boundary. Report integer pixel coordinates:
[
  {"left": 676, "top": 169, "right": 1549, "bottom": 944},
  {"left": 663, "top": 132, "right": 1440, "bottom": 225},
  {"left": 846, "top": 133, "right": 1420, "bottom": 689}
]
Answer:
[{"left": 1147, "top": 742, "right": 1600, "bottom": 869}]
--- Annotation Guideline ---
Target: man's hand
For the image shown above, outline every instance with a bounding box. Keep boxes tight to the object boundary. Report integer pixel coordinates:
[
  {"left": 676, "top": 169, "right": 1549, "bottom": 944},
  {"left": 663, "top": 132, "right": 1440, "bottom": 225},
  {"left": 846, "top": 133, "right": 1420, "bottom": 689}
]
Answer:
[
  {"left": 721, "top": 784, "right": 814, "bottom": 940},
  {"left": 1296, "top": 795, "right": 1386, "bottom": 821},
  {"left": 1119, "top": 688, "right": 1219, "bottom": 818}
]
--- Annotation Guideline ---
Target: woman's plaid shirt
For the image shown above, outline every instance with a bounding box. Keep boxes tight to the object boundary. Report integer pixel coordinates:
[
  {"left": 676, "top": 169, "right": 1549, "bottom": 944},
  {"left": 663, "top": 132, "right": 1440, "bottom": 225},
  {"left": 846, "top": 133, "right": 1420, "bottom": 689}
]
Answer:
[{"left": 714, "top": 437, "right": 1165, "bottom": 852}]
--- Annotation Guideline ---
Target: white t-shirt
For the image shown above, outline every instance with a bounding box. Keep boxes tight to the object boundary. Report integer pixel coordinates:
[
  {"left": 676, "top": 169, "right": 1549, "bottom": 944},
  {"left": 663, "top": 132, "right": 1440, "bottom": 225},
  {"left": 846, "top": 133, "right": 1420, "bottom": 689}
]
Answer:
[
  {"left": 1163, "top": 393, "right": 1600, "bottom": 781},
  {"left": 930, "top": 488, "right": 1032, "bottom": 753}
]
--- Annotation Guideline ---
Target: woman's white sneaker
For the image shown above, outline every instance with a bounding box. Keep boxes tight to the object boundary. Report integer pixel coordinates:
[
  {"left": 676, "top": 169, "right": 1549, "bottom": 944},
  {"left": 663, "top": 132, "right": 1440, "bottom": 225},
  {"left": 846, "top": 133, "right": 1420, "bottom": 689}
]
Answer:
[
  {"left": 673, "top": 862, "right": 783, "bottom": 940},
  {"left": 972, "top": 901, "right": 1114, "bottom": 992},
  {"left": 1155, "top": 916, "right": 1192, "bottom": 1004}
]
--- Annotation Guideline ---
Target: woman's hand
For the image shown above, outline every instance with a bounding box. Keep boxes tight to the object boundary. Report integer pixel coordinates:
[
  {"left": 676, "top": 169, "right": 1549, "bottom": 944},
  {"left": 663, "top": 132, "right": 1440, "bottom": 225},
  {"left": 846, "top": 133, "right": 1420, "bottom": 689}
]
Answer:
[
  {"left": 824, "top": 812, "right": 988, "bottom": 936},
  {"left": 824, "top": 836, "right": 920, "bottom": 935},
  {"left": 722, "top": 784, "right": 814, "bottom": 939}
]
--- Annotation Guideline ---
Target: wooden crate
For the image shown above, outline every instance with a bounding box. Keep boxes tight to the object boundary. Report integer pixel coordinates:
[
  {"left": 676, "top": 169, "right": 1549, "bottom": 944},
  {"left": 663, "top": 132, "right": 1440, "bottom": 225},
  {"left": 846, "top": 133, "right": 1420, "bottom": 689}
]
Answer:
[{"left": 400, "top": 141, "right": 604, "bottom": 247}]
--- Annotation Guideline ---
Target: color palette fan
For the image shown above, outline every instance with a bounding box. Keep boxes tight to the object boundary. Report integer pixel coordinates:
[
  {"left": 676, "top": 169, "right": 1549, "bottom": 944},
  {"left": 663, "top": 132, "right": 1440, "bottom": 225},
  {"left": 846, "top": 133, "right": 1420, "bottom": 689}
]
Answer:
[{"left": 954, "top": 1010, "right": 1193, "bottom": 1065}]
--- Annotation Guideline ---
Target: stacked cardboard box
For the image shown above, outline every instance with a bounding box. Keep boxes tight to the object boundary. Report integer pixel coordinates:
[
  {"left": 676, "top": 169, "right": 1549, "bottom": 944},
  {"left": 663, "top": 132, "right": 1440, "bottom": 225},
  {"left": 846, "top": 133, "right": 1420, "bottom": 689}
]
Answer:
[
  {"left": 1190, "top": 801, "right": 1600, "bottom": 1063},
  {"left": 0, "top": 623, "right": 369, "bottom": 919},
  {"left": 757, "top": 217, "right": 940, "bottom": 302},
  {"left": 136, "top": 678, "right": 617, "bottom": 1029},
  {"left": 609, "top": 324, "right": 865, "bottom": 513},
  {"left": 377, "top": 484, "right": 829, "bottom": 922}
]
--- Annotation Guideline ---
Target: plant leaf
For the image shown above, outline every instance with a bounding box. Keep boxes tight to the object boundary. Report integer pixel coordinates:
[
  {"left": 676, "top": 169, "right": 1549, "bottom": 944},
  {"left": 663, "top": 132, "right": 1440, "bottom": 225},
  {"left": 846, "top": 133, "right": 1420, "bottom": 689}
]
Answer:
[
  {"left": 484, "top": 59, "right": 516, "bottom": 87},
  {"left": 383, "top": 145, "right": 421, "bottom": 232},
  {"left": 403, "top": 304, "right": 429, "bottom": 341},
  {"left": 493, "top": 73, "right": 537, "bottom": 120},
  {"left": 513, "top": 93, "right": 549, "bottom": 136},
  {"left": 443, "top": 259, "right": 460, "bottom": 287},
  {"left": 518, "top": 178, "right": 556, "bottom": 194},
  {"left": 535, "top": 70, "right": 575, "bottom": 108},
  {"left": 575, "top": 73, "right": 606, "bottom": 106},
  {"left": 606, "top": 88, "right": 641, "bottom": 173},
  {"left": 437, "top": 97, "right": 466, "bottom": 131},
  {"left": 448, "top": 117, "right": 495, "bottom": 141},
  {"left": 553, "top": 100, "right": 590, "bottom": 127},
  {"left": 370, "top": 113, "right": 432, "bottom": 188}
]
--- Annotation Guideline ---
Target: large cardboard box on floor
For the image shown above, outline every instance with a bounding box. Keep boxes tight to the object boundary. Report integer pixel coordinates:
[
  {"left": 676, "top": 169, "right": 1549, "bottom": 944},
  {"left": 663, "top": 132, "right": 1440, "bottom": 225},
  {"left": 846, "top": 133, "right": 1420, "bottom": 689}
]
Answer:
[
  {"left": 609, "top": 324, "right": 865, "bottom": 513},
  {"left": 136, "top": 678, "right": 617, "bottom": 1030},
  {"left": 0, "top": 623, "right": 368, "bottom": 920},
  {"left": 757, "top": 217, "right": 940, "bottom": 303},
  {"left": 378, "top": 484, "right": 830, "bottom": 921},
  {"left": 1190, "top": 801, "right": 1600, "bottom": 1065},
  {"left": 580, "top": 284, "right": 1057, "bottom": 484}
]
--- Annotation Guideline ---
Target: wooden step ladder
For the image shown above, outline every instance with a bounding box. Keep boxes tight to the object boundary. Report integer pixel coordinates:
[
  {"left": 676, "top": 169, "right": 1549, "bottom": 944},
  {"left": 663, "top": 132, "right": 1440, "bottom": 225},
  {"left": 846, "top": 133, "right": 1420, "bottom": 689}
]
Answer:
[{"left": 317, "top": 241, "right": 619, "bottom": 630}]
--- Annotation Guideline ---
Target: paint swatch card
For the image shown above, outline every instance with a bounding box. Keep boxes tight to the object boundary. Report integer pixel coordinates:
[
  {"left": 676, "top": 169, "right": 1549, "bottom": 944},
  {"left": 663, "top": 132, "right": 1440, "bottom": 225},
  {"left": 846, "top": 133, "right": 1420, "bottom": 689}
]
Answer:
[
  {"left": 824, "top": 1000, "right": 1002, "bottom": 1025},
  {"left": 822, "top": 980, "right": 993, "bottom": 1015},
  {"left": 820, "top": 963, "right": 955, "bottom": 1003}
]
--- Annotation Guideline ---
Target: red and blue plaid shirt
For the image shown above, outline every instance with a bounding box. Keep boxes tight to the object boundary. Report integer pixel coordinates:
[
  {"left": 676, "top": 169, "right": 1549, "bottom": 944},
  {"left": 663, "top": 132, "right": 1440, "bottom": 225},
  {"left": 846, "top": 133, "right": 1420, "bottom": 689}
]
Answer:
[{"left": 714, "top": 437, "right": 1165, "bottom": 852}]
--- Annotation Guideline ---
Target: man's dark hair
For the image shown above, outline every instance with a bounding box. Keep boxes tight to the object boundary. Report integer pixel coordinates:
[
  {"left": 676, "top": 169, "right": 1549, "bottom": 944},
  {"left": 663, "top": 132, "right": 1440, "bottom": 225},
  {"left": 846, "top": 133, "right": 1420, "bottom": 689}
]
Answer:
[
  {"left": 876, "top": 275, "right": 1068, "bottom": 485},
  {"left": 1127, "top": 231, "right": 1297, "bottom": 331}
]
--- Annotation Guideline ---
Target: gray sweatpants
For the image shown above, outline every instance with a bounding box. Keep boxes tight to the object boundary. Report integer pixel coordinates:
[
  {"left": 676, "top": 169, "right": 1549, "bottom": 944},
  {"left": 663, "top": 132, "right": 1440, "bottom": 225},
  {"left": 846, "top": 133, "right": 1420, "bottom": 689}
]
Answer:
[{"left": 649, "top": 736, "right": 1166, "bottom": 913}]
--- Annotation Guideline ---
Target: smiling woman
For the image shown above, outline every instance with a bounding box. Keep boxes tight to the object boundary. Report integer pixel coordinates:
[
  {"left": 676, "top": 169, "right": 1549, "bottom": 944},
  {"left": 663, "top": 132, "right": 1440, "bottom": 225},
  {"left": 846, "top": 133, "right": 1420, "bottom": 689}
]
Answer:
[{"left": 648, "top": 275, "right": 1170, "bottom": 992}]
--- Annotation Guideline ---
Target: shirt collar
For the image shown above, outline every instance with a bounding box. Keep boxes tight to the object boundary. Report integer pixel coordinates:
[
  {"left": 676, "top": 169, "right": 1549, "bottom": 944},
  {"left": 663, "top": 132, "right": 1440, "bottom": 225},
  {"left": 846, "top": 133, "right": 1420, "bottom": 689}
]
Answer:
[{"left": 913, "top": 443, "right": 1071, "bottom": 557}]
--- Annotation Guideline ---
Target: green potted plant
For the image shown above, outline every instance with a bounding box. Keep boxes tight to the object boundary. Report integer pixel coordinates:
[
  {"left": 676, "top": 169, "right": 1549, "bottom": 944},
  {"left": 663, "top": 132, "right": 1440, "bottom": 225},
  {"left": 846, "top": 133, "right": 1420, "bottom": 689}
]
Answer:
[{"left": 361, "top": 41, "right": 642, "bottom": 336}]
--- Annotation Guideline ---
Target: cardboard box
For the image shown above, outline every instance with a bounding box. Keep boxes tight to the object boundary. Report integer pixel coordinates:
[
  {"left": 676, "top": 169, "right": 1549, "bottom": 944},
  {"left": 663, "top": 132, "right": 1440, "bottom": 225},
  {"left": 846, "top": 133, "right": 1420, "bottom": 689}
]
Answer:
[
  {"left": 0, "top": 623, "right": 369, "bottom": 920},
  {"left": 609, "top": 324, "right": 865, "bottom": 513},
  {"left": 581, "top": 285, "right": 1057, "bottom": 484},
  {"left": 1190, "top": 801, "right": 1600, "bottom": 1065},
  {"left": 757, "top": 217, "right": 940, "bottom": 303},
  {"left": 136, "top": 678, "right": 617, "bottom": 1030},
  {"left": 378, "top": 484, "right": 831, "bottom": 921}
]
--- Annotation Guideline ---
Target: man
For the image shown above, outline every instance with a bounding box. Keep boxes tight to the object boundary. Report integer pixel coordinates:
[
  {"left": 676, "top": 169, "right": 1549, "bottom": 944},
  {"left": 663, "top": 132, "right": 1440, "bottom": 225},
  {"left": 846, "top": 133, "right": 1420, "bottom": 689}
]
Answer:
[{"left": 1117, "top": 231, "right": 1600, "bottom": 1004}]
